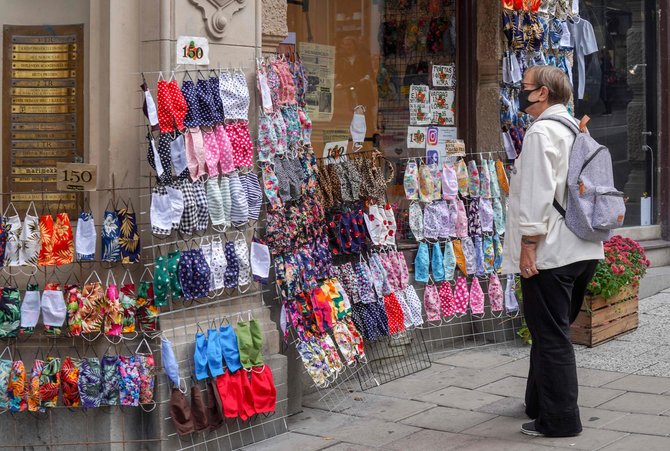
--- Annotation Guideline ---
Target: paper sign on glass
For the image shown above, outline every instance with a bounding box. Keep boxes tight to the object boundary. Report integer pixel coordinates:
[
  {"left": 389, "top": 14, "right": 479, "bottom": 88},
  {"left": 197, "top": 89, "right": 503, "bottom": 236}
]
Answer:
[
  {"left": 431, "top": 90, "right": 455, "bottom": 126},
  {"left": 323, "top": 140, "right": 349, "bottom": 164},
  {"left": 407, "top": 127, "right": 427, "bottom": 148},
  {"left": 432, "top": 64, "right": 456, "bottom": 87}
]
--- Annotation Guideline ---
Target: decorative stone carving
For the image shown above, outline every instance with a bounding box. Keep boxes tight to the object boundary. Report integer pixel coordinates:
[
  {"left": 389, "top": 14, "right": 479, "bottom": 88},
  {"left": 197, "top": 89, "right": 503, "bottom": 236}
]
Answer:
[{"left": 188, "top": 0, "right": 248, "bottom": 40}]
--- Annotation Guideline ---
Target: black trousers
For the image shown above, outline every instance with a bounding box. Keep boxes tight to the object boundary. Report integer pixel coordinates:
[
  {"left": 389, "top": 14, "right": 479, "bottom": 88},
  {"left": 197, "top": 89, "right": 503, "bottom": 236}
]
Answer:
[{"left": 521, "top": 259, "right": 599, "bottom": 437}]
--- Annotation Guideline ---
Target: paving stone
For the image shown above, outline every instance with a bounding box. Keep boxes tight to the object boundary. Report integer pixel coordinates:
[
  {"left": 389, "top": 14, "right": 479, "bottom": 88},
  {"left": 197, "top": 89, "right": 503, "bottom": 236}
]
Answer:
[
  {"left": 287, "top": 408, "right": 354, "bottom": 437},
  {"left": 478, "top": 376, "right": 527, "bottom": 398},
  {"left": 242, "top": 432, "right": 335, "bottom": 451},
  {"left": 577, "top": 386, "right": 626, "bottom": 408},
  {"left": 438, "top": 365, "right": 514, "bottom": 390},
  {"left": 386, "top": 429, "right": 481, "bottom": 451},
  {"left": 434, "top": 351, "right": 516, "bottom": 369},
  {"left": 477, "top": 397, "right": 527, "bottom": 418},
  {"left": 461, "top": 415, "right": 537, "bottom": 444},
  {"left": 365, "top": 369, "right": 458, "bottom": 399},
  {"left": 338, "top": 393, "right": 435, "bottom": 422},
  {"left": 325, "top": 417, "right": 420, "bottom": 447},
  {"left": 493, "top": 358, "right": 530, "bottom": 378},
  {"left": 603, "top": 412, "right": 670, "bottom": 435},
  {"left": 599, "top": 433, "right": 670, "bottom": 450},
  {"left": 578, "top": 407, "right": 628, "bottom": 429},
  {"left": 400, "top": 406, "right": 496, "bottom": 433},
  {"left": 576, "top": 368, "right": 626, "bottom": 388},
  {"left": 534, "top": 427, "right": 629, "bottom": 450},
  {"left": 455, "top": 438, "right": 564, "bottom": 450},
  {"left": 602, "top": 374, "right": 670, "bottom": 394},
  {"left": 598, "top": 392, "right": 670, "bottom": 415},
  {"left": 319, "top": 443, "right": 376, "bottom": 451},
  {"left": 414, "top": 386, "right": 505, "bottom": 410}
]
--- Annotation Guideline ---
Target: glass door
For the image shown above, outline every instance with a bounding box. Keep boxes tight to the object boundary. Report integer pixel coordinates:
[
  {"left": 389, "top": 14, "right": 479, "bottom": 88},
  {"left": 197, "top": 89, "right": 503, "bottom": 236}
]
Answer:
[{"left": 574, "top": 0, "right": 658, "bottom": 226}]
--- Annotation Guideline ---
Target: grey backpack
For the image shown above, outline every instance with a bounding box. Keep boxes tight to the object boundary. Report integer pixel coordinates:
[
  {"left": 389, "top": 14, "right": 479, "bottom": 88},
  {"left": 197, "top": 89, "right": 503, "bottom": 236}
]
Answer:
[{"left": 536, "top": 116, "right": 625, "bottom": 242}]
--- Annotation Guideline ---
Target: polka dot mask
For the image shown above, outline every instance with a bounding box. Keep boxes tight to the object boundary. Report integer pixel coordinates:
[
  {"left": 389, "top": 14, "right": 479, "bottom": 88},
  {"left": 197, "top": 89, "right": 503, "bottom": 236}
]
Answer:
[{"left": 453, "top": 277, "right": 469, "bottom": 315}]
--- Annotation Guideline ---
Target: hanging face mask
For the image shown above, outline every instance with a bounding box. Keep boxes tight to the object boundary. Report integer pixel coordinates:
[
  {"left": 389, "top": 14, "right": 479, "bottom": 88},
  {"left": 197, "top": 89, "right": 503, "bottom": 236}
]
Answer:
[
  {"left": 404, "top": 160, "right": 420, "bottom": 200},
  {"left": 431, "top": 242, "right": 446, "bottom": 282},
  {"left": 161, "top": 336, "right": 181, "bottom": 387},
  {"left": 141, "top": 78, "right": 159, "bottom": 128},
  {"left": 461, "top": 236, "right": 477, "bottom": 275},
  {"left": 443, "top": 241, "right": 456, "bottom": 281},
  {"left": 414, "top": 242, "right": 430, "bottom": 283},
  {"left": 409, "top": 202, "right": 425, "bottom": 242},
  {"left": 455, "top": 159, "right": 469, "bottom": 197},
  {"left": 505, "top": 274, "right": 520, "bottom": 315},
  {"left": 453, "top": 277, "right": 469, "bottom": 315},
  {"left": 469, "top": 277, "right": 485, "bottom": 316},
  {"left": 41, "top": 283, "right": 67, "bottom": 332},
  {"left": 20, "top": 282, "right": 41, "bottom": 332},
  {"left": 418, "top": 163, "right": 435, "bottom": 203},
  {"left": 424, "top": 284, "right": 441, "bottom": 322},
  {"left": 439, "top": 281, "right": 455, "bottom": 318},
  {"left": 76, "top": 211, "right": 96, "bottom": 261},
  {"left": 489, "top": 273, "right": 504, "bottom": 314},
  {"left": 350, "top": 106, "right": 367, "bottom": 144},
  {"left": 250, "top": 241, "right": 271, "bottom": 284},
  {"left": 518, "top": 86, "right": 542, "bottom": 114},
  {"left": 442, "top": 163, "right": 459, "bottom": 200}
]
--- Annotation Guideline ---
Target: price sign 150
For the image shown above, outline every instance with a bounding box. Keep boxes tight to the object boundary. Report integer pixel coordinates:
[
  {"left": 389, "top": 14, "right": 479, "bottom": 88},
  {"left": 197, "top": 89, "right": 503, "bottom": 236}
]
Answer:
[
  {"left": 56, "top": 162, "right": 97, "bottom": 191},
  {"left": 182, "top": 41, "right": 204, "bottom": 61}
]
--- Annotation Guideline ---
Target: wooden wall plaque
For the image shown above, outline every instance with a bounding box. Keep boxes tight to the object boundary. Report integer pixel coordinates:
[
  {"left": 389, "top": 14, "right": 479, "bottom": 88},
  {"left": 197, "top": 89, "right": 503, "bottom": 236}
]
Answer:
[{"left": 2, "top": 24, "right": 84, "bottom": 216}]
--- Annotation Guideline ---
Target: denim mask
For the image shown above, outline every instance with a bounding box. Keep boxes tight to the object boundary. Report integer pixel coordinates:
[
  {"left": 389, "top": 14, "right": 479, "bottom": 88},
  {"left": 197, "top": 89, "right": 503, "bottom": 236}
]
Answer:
[{"left": 505, "top": 274, "right": 520, "bottom": 314}]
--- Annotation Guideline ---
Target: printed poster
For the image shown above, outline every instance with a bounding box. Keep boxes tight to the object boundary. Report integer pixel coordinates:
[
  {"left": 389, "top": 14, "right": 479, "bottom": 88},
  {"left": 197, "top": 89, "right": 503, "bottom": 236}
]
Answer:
[
  {"left": 323, "top": 140, "right": 349, "bottom": 164},
  {"left": 431, "top": 90, "right": 456, "bottom": 126},
  {"left": 300, "top": 42, "right": 336, "bottom": 122},
  {"left": 407, "top": 126, "right": 427, "bottom": 148},
  {"left": 432, "top": 63, "right": 456, "bottom": 87},
  {"left": 409, "top": 84, "right": 431, "bottom": 125}
]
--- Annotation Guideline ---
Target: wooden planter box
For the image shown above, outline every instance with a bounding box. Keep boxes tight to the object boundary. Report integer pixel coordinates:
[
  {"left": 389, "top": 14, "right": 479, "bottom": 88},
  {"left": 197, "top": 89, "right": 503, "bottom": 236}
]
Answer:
[{"left": 570, "top": 285, "right": 639, "bottom": 347}]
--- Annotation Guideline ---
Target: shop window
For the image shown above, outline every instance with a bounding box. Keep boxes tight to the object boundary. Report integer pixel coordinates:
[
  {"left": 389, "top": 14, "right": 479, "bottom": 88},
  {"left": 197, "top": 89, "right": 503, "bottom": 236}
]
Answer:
[{"left": 286, "top": 0, "right": 462, "bottom": 240}]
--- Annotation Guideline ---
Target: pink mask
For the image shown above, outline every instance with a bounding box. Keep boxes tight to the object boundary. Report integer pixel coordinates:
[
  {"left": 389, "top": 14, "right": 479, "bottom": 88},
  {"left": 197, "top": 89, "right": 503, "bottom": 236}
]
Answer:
[
  {"left": 489, "top": 273, "right": 504, "bottom": 313},
  {"left": 442, "top": 163, "right": 459, "bottom": 200},
  {"left": 469, "top": 277, "right": 485, "bottom": 316},
  {"left": 424, "top": 284, "right": 441, "bottom": 322},
  {"left": 439, "top": 282, "right": 455, "bottom": 318},
  {"left": 454, "top": 199, "right": 468, "bottom": 238},
  {"left": 454, "top": 277, "right": 469, "bottom": 315}
]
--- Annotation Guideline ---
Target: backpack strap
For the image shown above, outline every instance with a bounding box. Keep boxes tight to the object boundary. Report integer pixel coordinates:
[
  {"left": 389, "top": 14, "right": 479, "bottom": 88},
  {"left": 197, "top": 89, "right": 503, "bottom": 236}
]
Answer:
[
  {"left": 533, "top": 115, "right": 581, "bottom": 135},
  {"left": 533, "top": 115, "right": 579, "bottom": 218},
  {"left": 553, "top": 199, "right": 566, "bottom": 218}
]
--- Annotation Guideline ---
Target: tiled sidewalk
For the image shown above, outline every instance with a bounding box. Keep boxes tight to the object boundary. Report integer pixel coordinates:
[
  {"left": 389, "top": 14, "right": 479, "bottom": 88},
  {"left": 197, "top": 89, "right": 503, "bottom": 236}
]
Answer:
[{"left": 245, "top": 290, "right": 670, "bottom": 451}]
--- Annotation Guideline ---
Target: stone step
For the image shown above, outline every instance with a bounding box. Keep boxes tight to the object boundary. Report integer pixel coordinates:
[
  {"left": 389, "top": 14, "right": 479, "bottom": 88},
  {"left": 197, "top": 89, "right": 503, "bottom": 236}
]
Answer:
[
  {"left": 639, "top": 239, "right": 670, "bottom": 267},
  {"left": 640, "top": 266, "right": 670, "bottom": 299}
]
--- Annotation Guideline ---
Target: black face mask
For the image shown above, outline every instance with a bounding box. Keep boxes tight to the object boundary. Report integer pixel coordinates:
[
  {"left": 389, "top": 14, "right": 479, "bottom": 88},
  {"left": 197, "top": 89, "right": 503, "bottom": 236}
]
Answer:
[{"left": 519, "top": 87, "right": 542, "bottom": 113}]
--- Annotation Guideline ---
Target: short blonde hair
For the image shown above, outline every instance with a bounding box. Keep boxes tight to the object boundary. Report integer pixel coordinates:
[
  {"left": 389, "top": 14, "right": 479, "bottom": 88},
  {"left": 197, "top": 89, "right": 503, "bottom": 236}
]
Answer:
[{"left": 525, "top": 65, "right": 572, "bottom": 105}]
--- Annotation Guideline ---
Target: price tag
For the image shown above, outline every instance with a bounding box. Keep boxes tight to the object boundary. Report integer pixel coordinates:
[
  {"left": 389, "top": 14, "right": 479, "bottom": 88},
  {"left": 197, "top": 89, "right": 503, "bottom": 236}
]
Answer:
[
  {"left": 56, "top": 162, "right": 97, "bottom": 191},
  {"left": 176, "top": 36, "right": 210, "bottom": 65}
]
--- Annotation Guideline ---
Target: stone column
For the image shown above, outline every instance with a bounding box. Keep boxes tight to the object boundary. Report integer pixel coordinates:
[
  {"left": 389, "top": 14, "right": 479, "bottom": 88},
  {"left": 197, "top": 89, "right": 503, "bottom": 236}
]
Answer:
[
  {"left": 262, "top": 0, "right": 288, "bottom": 53},
  {"left": 476, "top": 0, "right": 503, "bottom": 151}
]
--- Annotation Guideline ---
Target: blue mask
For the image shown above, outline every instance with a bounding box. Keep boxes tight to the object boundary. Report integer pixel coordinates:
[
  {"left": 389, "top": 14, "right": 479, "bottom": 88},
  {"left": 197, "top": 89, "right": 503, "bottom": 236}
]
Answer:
[
  {"left": 219, "top": 324, "right": 243, "bottom": 373},
  {"left": 443, "top": 241, "right": 456, "bottom": 281},
  {"left": 161, "top": 336, "right": 181, "bottom": 387},
  {"left": 475, "top": 236, "right": 486, "bottom": 276},
  {"left": 414, "top": 242, "right": 430, "bottom": 283},
  {"left": 431, "top": 242, "right": 446, "bottom": 282},
  {"left": 206, "top": 328, "right": 224, "bottom": 377},
  {"left": 194, "top": 332, "right": 209, "bottom": 381}
]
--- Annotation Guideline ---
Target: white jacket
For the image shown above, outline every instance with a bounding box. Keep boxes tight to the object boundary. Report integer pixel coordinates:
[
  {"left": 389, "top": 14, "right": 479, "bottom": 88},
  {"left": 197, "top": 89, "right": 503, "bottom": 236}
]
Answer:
[{"left": 501, "top": 104, "right": 604, "bottom": 274}]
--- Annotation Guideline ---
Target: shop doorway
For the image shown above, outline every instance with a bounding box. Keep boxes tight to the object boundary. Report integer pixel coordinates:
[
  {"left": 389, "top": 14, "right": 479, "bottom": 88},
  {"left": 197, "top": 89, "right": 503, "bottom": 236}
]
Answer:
[{"left": 574, "top": 0, "right": 658, "bottom": 226}]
